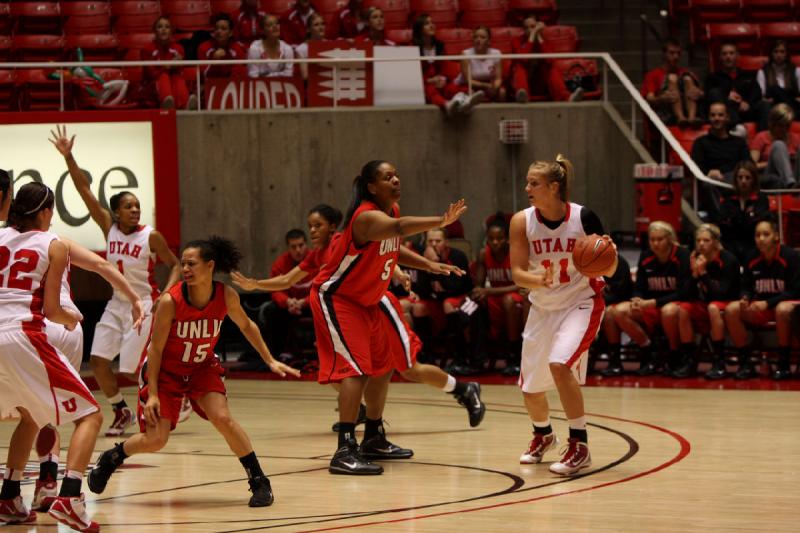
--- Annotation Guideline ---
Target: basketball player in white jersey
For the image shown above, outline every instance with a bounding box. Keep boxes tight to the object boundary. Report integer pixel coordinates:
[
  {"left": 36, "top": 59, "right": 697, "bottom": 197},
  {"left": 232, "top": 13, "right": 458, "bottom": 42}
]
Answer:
[
  {"left": 509, "top": 155, "right": 617, "bottom": 475},
  {"left": 51, "top": 125, "right": 181, "bottom": 437},
  {"left": 0, "top": 180, "right": 102, "bottom": 531}
]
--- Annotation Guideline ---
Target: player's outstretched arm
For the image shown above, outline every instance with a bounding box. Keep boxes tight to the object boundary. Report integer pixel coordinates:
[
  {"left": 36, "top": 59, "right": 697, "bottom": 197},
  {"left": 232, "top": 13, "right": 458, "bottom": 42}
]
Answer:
[
  {"left": 49, "top": 124, "right": 113, "bottom": 236},
  {"left": 354, "top": 199, "right": 467, "bottom": 244},
  {"left": 509, "top": 211, "right": 553, "bottom": 290},
  {"left": 224, "top": 285, "right": 301, "bottom": 378},
  {"left": 44, "top": 240, "right": 84, "bottom": 330},
  {"left": 398, "top": 245, "right": 465, "bottom": 276},
  {"left": 231, "top": 265, "right": 309, "bottom": 292}
]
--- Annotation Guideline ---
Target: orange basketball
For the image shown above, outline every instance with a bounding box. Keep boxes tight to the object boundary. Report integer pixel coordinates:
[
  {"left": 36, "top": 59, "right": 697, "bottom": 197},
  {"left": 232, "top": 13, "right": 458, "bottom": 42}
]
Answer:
[{"left": 572, "top": 234, "right": 616, "bottom": 278}]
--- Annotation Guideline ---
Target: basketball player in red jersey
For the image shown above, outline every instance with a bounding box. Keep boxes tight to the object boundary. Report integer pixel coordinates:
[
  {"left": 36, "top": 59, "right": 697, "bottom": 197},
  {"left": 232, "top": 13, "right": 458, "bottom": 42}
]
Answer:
[
  {"left": 510, "top": 155, "right": 617, "bottom": 475},
  {"left": 52, "top": 125, "right": 182, "bottom": 438},
  {"left": 311, "top": 161, "right": 467, "bottom": 475},
  {"left": 88, "top": 237, "right": 300, "bottom": 506}
]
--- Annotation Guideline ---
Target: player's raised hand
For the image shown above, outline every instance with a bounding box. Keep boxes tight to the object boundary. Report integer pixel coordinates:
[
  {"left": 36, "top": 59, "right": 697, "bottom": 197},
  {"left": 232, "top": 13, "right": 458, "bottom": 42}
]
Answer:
[
  {"left": 428, "top": 261, "right": 466, "bottom": 276},
  {"left": 441, "top": 199, "right": 467, "bottom": 228},
  {"left": 230, "top": 271, "right": 257, "bottom": 291},
  {"left": 49, "top": 124, "right": 75, "bottom": 157},
  {"left": 267, "top": 359, "right": 301, "bottom": 378}
]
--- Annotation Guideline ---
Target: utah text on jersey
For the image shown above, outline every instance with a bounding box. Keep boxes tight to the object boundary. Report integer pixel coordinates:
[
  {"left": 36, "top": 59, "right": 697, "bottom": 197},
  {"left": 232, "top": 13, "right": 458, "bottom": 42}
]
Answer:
[
  {"left": 108, "top": 241, "right": 144, "bottom": 258},
  {"left": 530, "top": 237, "right": 577, "bottom": 255}
]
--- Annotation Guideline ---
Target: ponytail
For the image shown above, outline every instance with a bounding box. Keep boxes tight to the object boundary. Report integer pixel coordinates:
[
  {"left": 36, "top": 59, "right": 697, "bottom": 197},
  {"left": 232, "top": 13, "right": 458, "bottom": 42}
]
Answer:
[
  {"left": 528, "top": 154, "right": 573, "bottom": 202},
  {"left": 183, "top": 235, "right": 242, "bottom": 274},
  {"left": 343, "top": 160, "right": 386, "bottom": 227}
]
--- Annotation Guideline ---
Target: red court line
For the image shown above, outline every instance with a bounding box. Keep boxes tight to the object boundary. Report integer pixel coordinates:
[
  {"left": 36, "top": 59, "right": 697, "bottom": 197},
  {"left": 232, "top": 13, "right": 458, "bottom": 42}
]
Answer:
[{"left": 295, "top": 412, "right": 692, "bottom": 533}]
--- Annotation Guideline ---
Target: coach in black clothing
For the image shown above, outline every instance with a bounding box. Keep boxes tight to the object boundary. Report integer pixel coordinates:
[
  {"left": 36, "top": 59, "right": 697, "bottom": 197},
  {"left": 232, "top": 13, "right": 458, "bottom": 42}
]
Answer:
[{"left": 704, "top": 43, "right": 764, "bottom": 127}]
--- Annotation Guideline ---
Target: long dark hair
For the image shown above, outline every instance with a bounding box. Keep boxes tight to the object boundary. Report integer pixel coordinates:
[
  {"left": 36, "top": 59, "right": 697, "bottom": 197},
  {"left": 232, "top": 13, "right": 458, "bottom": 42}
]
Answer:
[
  {"left": 183, "top": 235, "right": 242, "bottom": 274},
  {"left": 0, "top": 169, "right": 10, "bottom": 205},
  {"left": 343, "top": 160, "right": 387, "bottom": 227},
  {"left": 412, "top": 14, "right": 443, "bottom": 55},
  {"left": 7, "top": 182, "right": 54, "bottom": 231},
  {"left": 765, "top": 40, "right": 798, "bottom": 93},
  {"left": 309, "top": 203, "right": 343, "bottom": 227}
]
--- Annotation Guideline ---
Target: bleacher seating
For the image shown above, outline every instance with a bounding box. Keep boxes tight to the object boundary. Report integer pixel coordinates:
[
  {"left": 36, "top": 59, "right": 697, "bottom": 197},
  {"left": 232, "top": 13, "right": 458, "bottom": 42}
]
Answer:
[
  {"left": 112, "top": 1, "right": 162, "bottom": 34},
  {"left": 539, "top": 24, "right": 578, "bottom": 53},
  {"left": 261, "top": 0, "right": 294, "bottom": 16},
  {"left": 689, "top": 0, "right": 742, "bottom": 44},
  {"left": 386, "top": 27, "right": 412, "bottom": 44},
  {"left": 742, "top": 0, "right": 794, "bottom": 22},
  {"left": 508, "top": 0, "right": 559, "bottom": 25},
  {"left": 16, "top": 68, "right": 65, "bottom": 110},
  {"left": 62, "top": 2, "right": 112, "bottom": 35},
  {"left": 363, "top": 0, "right": 411, "bottom": 30},
  {"left": 410, "top": 0, "right": 458, "bottom": 29},
  {"left": 9, "top": 2, "right": 62, "bottom": 35},
  {"left": 210, "top": 0, "right": 242, "bottom": 15},
  {"left": 759, "top": 21, "right": 800, "bottom": 53},
  {"left": 161, "top": 0, "right": 212, "bottom": 32},
  {"left": 12, "top": 33, "right": 65, "bottom": 61},
  {"left": 0, "top": 35, "right": 11, "bottom": 61},
  {"left": 65, "top": 33, "right": 120, "bottom": 61},
  {"left": 0, "top": 3, "right": 12, "bottom": 35},
  {"left": 706, "top": 22, "right": 759, "bottom": 69},
  {"left": 459, "top": 0, "right": 507, "bottom": 30}
]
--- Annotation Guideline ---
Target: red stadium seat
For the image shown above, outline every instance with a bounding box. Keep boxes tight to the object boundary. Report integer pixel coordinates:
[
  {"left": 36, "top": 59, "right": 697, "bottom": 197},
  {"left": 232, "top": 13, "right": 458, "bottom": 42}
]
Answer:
[
  {"left": 161, "top": 0, "right": 212, "bottom": 31},
  {"left": 210, "top": 0, "right": 242, "bottom": 14},
  {"left": 410, "top": 0, "right": 457, "bottom": 29},
  {"left": 549, "top": 58, "right": 602, "bottom": 99},
  {"left": 737, "top": 54, "right": 767, "bottom": 70},
  {"left": 386, "top": 28, "right": 412, "bottom": 44},
  {"left": 667, "top": 124, "right": 711, "bottom": 165},
  {"left": 9, "top": 2, "right": 62, "bottom": 35},
  {"left": 364, "top": 0, "right": 411, "bottom": 31},
  {"left": 0, "top": 3, "right": 11, "bottom": 35},
  {"left": 760, "top": 22, "right": 800, "bottom": 54},
  {"left": 112, "top": 1, "right": 162, "bottom": 34},
  {"left": 62, "top": 2, "right": 112, "bottom": 35},
  {"left": 688, "top": 0, "right": 742, "bottom": 44},
  {"left": 508, "top": 0, "right": 558, "bottom": 25},
  {"left": 459, "top": 0, "right": 507, "bottom": 29},
  {"left": 492, "top": 26, "right": 523, "bottom": 76},
  {"left": 706, "top": 23, "right": 759, "bottom": 70},
  {"left": 0, "top": 35, "right": 11, "bottom": 61},
  {"left": 313, "top": 0, "right": 348, "bottom": 13},
  {"left": 12, "top": 34, "right": 65, "bottom": 62},
  {"left": 742, "top": 0, "right": 793, "bottom": 22},
  {"left": 0, "top": 69, "right": 16, "bottom": 110},
  {"left": 15, "top": 68, "right": 68, "bottom": 110},
  {"left": 65, "top": 33, "right": 120, "bottom": 61},
  {"left": 436, "top": 27, "right": 473, "bottom": 54},
  {"left": 261, "top": 0, "right": 295, "bottom": 16},
  {"left": 540, "top": 25, "right": 578, "bottom": 53}
]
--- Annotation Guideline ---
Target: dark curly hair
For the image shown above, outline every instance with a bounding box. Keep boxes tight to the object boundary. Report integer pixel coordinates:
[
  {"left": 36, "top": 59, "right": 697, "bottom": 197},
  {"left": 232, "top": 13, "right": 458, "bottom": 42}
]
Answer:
[{"left": 183, "top": 236, "right": 242, "bottom": 274}]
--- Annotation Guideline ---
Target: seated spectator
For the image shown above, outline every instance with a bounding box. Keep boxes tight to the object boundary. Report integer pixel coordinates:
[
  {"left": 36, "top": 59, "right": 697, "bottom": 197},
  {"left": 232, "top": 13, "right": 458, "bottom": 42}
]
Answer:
[
  {"left": 248, "top": 15, "right": 295, "bottom": 78},
  {"left": 233, "top": 0, "right": 267, "bottom": 46},
  {"left": 750, "top": 103, "right": 800, "bottom": 188},
  {"left": 336, "top": 0, "right": 367, "bottom": 39},
  {"left": 455, "top": 26, "right": 505, "bottom": 103},
  {"left": 705, "top": 42, "right": 764, "bottom": 132},
  {"left": 198, "top": 13, "right": 248, "bottom": 79},
  {"left": 142, "top": 17, "right": 196, "bottom": 110},
  {"left": 717, "top": 160, "right": 770, "bottom": 262},
  {"left": 511, "top": 15, "right": 548, "bottom": 103},
  {"left": 692, "top": 101, "right": 751, "bottom": 182},
  {"left": 757, "top": 40, "right": 800, "bottom": 125},
  {"left": 723, "top": 217, "right": 800, "bottom": 380},
  {"left": 354, "top": 8, "right": 395, "bottom": 46},
  {"left": 674, "top": 224, "right": 740, "bottom": 379},
  {"left": 641, "top": 37, "right": 703, "bottom": 126},
  {"left": 412, "top": 13, "right": 478, "bottom": 117},
  {"left": 470, "top": 214, "right": 527, "bottom": 376},
  {"left": 598, "top": 255, "right": 633, "bottom": 377},
  {"left": 294, "top": 13, "right": 327, "bottom": 80},
  {"left": 613, "top": 221, "right": 691, "bottom": 376},
  {"left": 281, "top": 0, "right": 316, "bottom": 46}
]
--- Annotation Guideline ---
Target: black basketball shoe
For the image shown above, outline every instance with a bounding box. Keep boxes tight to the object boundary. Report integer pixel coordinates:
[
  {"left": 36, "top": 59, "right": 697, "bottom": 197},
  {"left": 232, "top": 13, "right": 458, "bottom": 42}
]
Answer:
[
  {"left": 248, "top": 476, "right": 274, "bottom": 507},
  {"left": 329, "top": 439, "right": 383, "bottom": 475},
  {"left": 455, "top": 382, "right": 486, "bottom": 428},
  {"left": 88, "top": 446, "right": 124, "bottom": 494},
  {"left": 359, "top": 434, "right": 414, "bottom": 460}
]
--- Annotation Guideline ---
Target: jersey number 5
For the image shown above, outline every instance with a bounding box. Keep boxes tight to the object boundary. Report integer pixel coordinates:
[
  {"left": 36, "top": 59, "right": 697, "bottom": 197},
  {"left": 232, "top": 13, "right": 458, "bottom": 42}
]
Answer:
[
  {"left": 380, "top": 258, "right": 394, "bottom": 281},
  {"left": 181, "top": 342, "right": 210, "bottom": 363},
  {"left": 541, "top": 258, "right": 571, "bottom": 284},
  {"left": 0, "top": 247, "right": 40, "bottom": 290}
]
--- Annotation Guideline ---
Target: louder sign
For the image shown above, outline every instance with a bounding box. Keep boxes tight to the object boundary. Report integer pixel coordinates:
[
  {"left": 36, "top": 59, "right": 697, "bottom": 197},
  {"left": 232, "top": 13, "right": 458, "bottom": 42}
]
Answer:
[{"left": 205, "top": 78, "right": 305, "bottom": 110}]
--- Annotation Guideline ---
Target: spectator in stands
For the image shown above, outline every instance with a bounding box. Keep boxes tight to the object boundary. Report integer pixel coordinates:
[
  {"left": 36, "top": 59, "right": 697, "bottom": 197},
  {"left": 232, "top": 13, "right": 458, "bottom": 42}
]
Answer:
[
  {"left": 674, "top": 224, "right": 740, "bottom": 379},
  {"left": 355, "top": 8, "right": 395, "bottom": 46},
  {"left": 692, "top": 101, "right": 751, "bottom": 183},
  {"left": 337, "top": 0, "right": 367, "bottom": 39},
  {"left": 412, "top": 228, "right": 480, "bottom": 375},
  {"left": 717, "top": 160, "right": 770, "bottom": 262},
  {"left": 750, "top": 103, "right": 800, "bottom": 189},
  {"left": 142, "top": 17, "right": 197, "bottom": 110},
  {"left": 613, "top": 221, "right": 691, "bottom": 376},
  {"left": 456, "top": 26, "right": 505, "bottom": 102},
  {"left": 724, "top": 217, "right": 800, "bottom": 380},
  {"left": 248, "top": 14, "right": 295, "bottom": 78},
  {"left": 198, "top": 13, "right": 248, "bottom": 79},
  {"left": 756, "top": 40, "right": 800, "bottom": 125},
  {"left": 598, "top": 255, "right": 633, "bottom": 377},
  {"left": 641, "top": 37, "right": 703, "bottom": 127},
  {"left": 412, "top": 13, "right": 479, "bottom": 117},
  {"left": 511, "top": 15, "right": 547, "bottom": 103},
  {"left": 281, "top": 0, "right": 316, "bottom": 46},
  {"left": 704, "top": 42, "right": 764, "bottom": 132},
  {"left": 294, "top": 13, "right": 327, "bottom": 80},
  {"left": 234, "top": 0, "right": 267, "bottom": 46},
  {"left": 471, "top": 214, "right": 526, "bottom": 376}
]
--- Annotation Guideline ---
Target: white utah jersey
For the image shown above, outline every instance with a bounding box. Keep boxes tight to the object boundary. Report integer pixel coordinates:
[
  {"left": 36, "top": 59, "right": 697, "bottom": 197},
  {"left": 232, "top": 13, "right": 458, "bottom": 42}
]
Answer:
[
  {"left": 524, "top": 202, "right": 604, "bottom": 310},
  {"left": 106, "top": 224, "right": 158, "bottom": 303},
  {"left": 0, "top": 227, "right": 59, "bottom": 330},
  {"left": 60, "top": 258, "right": 79, "bottom": 313}
]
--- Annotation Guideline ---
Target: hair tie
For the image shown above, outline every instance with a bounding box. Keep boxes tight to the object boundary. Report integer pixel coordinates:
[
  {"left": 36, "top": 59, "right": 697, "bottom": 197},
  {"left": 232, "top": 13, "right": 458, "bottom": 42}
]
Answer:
[{"left": 23, "top": 187, "right": 52, "bottom": 215}]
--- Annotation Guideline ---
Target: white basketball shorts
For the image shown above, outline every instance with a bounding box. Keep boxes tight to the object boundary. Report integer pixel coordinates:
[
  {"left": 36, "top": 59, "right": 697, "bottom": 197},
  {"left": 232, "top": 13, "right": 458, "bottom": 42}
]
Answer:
[{"left": 91, "top": 297, "right": 154, "bottom": 374}]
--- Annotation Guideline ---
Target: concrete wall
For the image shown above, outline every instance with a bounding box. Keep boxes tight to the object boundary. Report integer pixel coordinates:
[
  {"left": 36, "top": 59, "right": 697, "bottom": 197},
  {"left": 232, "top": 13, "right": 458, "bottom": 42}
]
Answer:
[{"left": 177, "top": 102, "right": 644, "bottom": 274}]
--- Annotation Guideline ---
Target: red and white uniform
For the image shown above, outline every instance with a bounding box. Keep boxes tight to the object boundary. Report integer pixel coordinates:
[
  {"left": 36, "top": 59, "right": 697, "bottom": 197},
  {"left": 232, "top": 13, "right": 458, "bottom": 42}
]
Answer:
[
  {"left": 138, "top": 281, "right": 228, "bottom": 431},
  {"left": 483, "top": 245, "right": 524, "bottom": 339},
  {"left": 91, "top": 224, "right": 158, "bottom": 374},
  {"left": 520, "top": 203, "right": 605, "bottom": 393},
  {"left": 0, "top": 228, "right": 98, "bottom": 427},
  {"left": 45, "top": 259, "right": 83, "bottom": 370},
  {"left": 310, "top": 202, "right": 399, "bottom": 383},
  {"left": 379, "top": 291, "right": 421, "bottom": 372}
]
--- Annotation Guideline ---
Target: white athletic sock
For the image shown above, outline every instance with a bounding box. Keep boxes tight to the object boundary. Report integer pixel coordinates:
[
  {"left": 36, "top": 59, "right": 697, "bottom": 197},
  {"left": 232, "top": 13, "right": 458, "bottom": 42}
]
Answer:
[
  {"left": 568, "top": 416, "right": 587, "bottom": 430},
  {"left": 442, "top": 375, "right": 457, "bottom": 393},
  {"left": 65, "top": 470, "right": 83, "bottom": 481},
  {"left": 532, "top": 418, "right": 551, "bottom": 429},
  {"left": 4, "top": 468, "right": 22, "bottom": 481},
  {"left": 108, "top": 392, "right": 124, "bottom": 405},
  {"left": 39, "top": 453, "right": 59, "bottom": 464}
]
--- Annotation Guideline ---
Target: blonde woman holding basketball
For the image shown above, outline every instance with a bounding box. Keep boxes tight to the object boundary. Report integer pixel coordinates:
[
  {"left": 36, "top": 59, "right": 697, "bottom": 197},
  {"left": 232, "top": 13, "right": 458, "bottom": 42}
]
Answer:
[{"left": 509, "top": 155, "right": 617, "bottom": 475}]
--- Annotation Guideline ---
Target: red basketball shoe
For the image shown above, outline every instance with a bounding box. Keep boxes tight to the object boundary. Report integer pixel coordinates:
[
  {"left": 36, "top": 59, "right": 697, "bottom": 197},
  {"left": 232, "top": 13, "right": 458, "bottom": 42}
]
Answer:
[
  {"left": 48, "top": 494, "right": 99, "bottom": 532},
  {"left": 520, "top": 433, "right": 558, "bottom": 464},
  {"left": 0, "top": 496, "right": 36, "bottom": 524},
  {"left": 549, "top": 438, "right": 592, "bottom": 476},
  {"left": 32, "top": 478, "right": 58, "bottom": 511}
]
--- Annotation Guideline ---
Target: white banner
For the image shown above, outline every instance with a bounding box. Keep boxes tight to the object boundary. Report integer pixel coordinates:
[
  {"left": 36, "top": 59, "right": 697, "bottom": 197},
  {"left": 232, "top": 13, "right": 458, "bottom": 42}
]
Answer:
[{"left": 1, "top": 121, "right": 155, "bottom": 251}]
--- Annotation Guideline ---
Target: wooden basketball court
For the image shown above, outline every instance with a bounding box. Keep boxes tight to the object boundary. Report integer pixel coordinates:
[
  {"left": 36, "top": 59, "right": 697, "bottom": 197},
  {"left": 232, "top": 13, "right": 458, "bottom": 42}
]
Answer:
[{"left": 2, "top": 380, "right": 797, "bottom": 532}]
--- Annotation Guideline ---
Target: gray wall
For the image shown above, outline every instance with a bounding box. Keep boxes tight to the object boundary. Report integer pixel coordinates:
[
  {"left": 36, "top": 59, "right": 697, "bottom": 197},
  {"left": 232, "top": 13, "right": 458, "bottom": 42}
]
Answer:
[{"left": 177, "top": 102, "right": 643, "bottom": 275}]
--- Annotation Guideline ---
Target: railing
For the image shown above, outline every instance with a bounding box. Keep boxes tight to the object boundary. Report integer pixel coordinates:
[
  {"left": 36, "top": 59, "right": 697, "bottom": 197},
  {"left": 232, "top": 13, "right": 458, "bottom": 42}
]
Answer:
[{"left": 2, "top": 51, "right": 796, "bottom": 238}]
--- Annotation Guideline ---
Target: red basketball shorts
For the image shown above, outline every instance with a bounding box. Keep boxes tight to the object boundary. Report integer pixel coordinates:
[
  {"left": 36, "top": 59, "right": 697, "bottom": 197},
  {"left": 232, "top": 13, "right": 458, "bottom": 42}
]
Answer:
[
  {"left": 418, "top": 296, "right": 467, "bottom": 333},
  {"left": 378, "top": 292, "right": 421, "bottom": 372},
  {"left": 487, "top": 291, "right": 525, "bottom": 339},
  {"left": 679, "top": 301, "right": 730, "bottom": 333}
]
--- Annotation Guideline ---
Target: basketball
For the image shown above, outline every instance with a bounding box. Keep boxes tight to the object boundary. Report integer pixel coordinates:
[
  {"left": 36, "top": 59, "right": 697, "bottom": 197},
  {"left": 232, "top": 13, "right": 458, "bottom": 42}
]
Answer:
[{"left": 572, "top": 234, "right": 616, "bottom": 278}]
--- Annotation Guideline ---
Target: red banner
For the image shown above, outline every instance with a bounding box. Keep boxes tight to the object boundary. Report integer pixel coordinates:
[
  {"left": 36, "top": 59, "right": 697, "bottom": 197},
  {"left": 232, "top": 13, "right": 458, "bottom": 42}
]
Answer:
[
  {"left": 307, "top": 40, "right": 373, "bottom": 107},
  {"left": 205, "top": 77, "right": 305, "bottom": 110}
]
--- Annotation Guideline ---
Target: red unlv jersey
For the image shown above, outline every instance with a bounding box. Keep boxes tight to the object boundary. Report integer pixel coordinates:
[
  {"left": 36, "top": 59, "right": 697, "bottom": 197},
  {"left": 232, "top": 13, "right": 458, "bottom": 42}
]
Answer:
[
  {"left": 313, "top": 202, "right": 400, "bottom": 307},
  {"left": 483, "top": 244, "right": 514, "bottom": 288},
  {"left": 161, "top": 281, "right": 228, "bottom": 375}
]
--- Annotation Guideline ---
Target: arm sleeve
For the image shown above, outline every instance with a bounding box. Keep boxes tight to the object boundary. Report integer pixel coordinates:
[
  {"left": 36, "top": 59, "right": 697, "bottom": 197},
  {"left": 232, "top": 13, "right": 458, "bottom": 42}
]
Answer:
[
  {"left": 603, "top": 257, "right": 633, "bottom": 305},
  {"left": 580, "top": 207, "right": 605, "bottom": 236}
]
